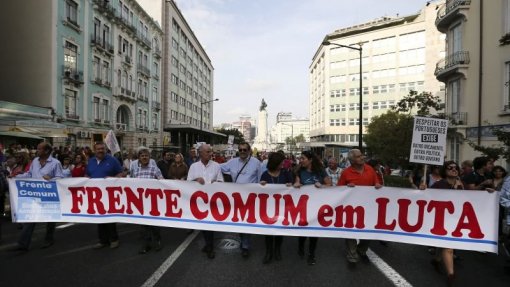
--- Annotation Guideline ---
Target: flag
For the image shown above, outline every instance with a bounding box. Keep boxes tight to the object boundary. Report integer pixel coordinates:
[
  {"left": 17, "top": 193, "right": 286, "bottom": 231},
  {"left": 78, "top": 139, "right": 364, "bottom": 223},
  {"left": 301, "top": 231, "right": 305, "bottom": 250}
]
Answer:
[{"left": 105, "top": 130, "right": 121, "bottom": 154}]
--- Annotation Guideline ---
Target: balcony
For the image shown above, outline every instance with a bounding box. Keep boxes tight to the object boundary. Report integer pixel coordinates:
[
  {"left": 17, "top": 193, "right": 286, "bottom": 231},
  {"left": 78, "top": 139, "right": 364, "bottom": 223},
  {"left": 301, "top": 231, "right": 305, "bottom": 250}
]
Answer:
[
  {"left": 137, "top": 64, "right": 151, "bottom": 77},
  {"left": 434, "top": 51, "right": 470, "bottom": 82},
  {"left": 65, "top": 114, "right": 80, "bottom": 121},
  {"left": 92, "top": 0, "right": 116, "bottom": 17},
  {"left": 115, "top": 123, "right": 127, "bottom": 132},
  {"left": 152, "top": 101, "right": 161, "bottom": 110},
  {"left": 113, "top": 87, "right": 136, "bottom": 102},
  {"left": 123, "top": 55, "right": 132, "bottom": 67},
  {"left": 153, "top": 48, "right": 162, "bottom": 59},
  {"left": 137, "top": 31, "right": 152, "bottom": 50},
  {"left": 448, "top": 112, "right": 467, "bottom": 126},
  {"left": 62, "top": 17, "right": 80, "bottom": 33},
  {"left": 91, "top": 35, "right": 114, "bottom": 55},
  {"left": 94, "top": 77, "right": 102, "bottom": 85},
  {"left": 62, "top": 66, "right": 84, "bottom": 86},
  {"left": 94, "top": 118, "right": 102, "bottom": 124},
  {"left": 436, "top": 0, "right": 471, "bottom": 32}
]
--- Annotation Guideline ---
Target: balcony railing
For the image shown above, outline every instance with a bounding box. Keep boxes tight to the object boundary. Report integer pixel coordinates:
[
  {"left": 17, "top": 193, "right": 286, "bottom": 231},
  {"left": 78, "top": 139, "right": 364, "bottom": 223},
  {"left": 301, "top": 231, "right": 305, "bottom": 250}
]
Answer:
[
  {"left": 153, "top": 48, "right": 162, "bottom": 58},
  {"left": 137, "top": 31, "right": 152, "bottom": 49},
  {"left": 435, "top": 51, "right": 470, "bottom": 76},
  {"left": 115, "top": 123, "right": 127, "bottom": 132},
  {"left": 436, "top": 0, "right": 471, "bottom": 29},
  {"left": 62, "top": 66, "right": 84, "bottom": 86},
  {"left": 448, "top": 112, "right": 467, "bottom": 125},
  {"left": 123, "top": 55, "right": 132, "bottom": 66},
  {"left": 137, "top": 64, "right": 151, "bottom": 77},
  {"left": 93, "top": 0, "right": 116, "bottom": 16},
  {"left": 91, "top": 34, "right": 114, "bottom": 54},
  {"left": 66, "top": 114, "right": 80, "bottom": 120},
  {"left": 153, "top": 101, "right": 161, "bottom": 110}
]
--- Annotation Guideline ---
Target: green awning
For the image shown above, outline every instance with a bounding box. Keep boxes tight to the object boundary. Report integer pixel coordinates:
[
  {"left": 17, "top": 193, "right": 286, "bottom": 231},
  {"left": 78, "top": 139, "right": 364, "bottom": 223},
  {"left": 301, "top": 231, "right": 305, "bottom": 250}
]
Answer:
[{"left": 0, "top": 131, "right": 44, "bottom": 140}]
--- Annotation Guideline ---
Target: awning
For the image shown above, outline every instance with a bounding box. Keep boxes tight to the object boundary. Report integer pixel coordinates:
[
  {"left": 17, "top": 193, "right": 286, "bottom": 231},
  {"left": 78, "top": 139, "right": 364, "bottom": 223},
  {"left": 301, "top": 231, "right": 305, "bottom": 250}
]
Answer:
[
  {"left": 9, "top": 126, "right": 67, "bottom": 138},
  {"left": 0, "top": 130, "right": 44, "bottom": 140}
]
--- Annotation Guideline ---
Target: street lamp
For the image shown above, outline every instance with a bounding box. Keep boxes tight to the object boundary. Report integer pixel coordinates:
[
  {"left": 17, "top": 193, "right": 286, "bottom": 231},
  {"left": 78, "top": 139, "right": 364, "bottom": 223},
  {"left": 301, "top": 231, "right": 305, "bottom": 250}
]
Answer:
[
  {"left": 280, "top": 122, "right": 294, "bottom": 152},
  {"left": 200, "top": 98, "right": 219, "bottom": 132},
  {"left": 322, "top": 40, "right": 363, "bottom": 152}
]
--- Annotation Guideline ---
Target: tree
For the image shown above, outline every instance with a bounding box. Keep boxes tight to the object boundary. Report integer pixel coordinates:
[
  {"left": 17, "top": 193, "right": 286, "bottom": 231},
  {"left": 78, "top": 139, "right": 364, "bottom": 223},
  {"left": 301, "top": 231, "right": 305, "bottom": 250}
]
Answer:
[
  {"left": 215, "top": 128, "right": 245, "bottom": 144},
  {"left": 467, "top": 125, "right": 510, "bottom": 161},
  {"left": 392, "top": 90, "right": 444, "bottom": 116},
  {"left": 364, "top": 111, "right": 414, "bottom": 167}
]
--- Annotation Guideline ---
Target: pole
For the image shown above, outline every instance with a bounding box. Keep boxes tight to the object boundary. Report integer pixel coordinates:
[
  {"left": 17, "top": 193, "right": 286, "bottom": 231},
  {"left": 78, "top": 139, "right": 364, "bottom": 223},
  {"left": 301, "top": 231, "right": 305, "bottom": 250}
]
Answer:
[{"left": 359, "top": 46, "right": 363, "bottom": 152}]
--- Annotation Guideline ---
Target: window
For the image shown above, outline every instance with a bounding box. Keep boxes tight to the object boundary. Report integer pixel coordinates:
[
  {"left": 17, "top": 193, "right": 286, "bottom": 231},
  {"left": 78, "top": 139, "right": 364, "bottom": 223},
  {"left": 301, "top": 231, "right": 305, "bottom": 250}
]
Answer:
[
  {"left": 93, "top": 56, "right": 100, "bottom": 80},
  {"left": 330, "top": 105, "right": 335, "bottom": 112},
  {"left": 152, "top": 113, "right": 158, "bottom": 129},
  {"left": 65, "top": 0, "right": 78, "bottom": 24},
  {"left": 450, "top": 24, "right": 462, "bottom": 53},
  {"left": 117, "top": 70, "right": 121, "bottom": 87},
  {"left": 373, "top": 102, "right": 379, "bottom": 110},
  {"left": 102, "top": 61, "right": 110, "bottom": 84},
  {"left": 64, "top": 41, "right": 77, "bottom": 71},
  {"left": 93, "top": 97, "right": 100, "bottom": 120},
  {"left": 388, "top": 84, "right": 396, "bottom": 93},
  {"left": 137, "top": 109, "right": 142, "bottom": 127},
  {"left": 64, "top": 89, "right": 77, "bottom": 117},
  {"left": 171, "top": 92, "right": 178, "bottom": 102},
  {"left": 152, "top": 86, "right": 158, "bottom": 101},
  {"left": 103, "top": 25, "right": 110, "bottom": 47},
  {"left": 93, "top": 18, "right": 101, "bottom": 40},
  {"left": 143, "top": 110, "right": 147, "bottom": 127},
  {"left": 449, "top": 79, "right": 460, "bottom": 113},
  {"left": 101, "top": 99, "right": 109, "bottom": 121}
]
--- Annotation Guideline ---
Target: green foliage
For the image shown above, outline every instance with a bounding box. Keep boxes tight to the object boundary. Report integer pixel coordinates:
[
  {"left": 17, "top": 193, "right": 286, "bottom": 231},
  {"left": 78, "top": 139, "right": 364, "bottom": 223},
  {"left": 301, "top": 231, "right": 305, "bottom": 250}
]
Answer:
[
  {"left": 215, "top": 128, "right": 245, "bottom": 144},
  {"left": 392, "top": 90, "right": 444, "bottom": 116},
  {"left": 383, "top": 175, "right": 413, "bottom": 188},
  {"left": 466, "top": 125, "right": 510, "bottom": 161},
  {"left": 364, "top": 111, "right": 414, "bottom": 166}
]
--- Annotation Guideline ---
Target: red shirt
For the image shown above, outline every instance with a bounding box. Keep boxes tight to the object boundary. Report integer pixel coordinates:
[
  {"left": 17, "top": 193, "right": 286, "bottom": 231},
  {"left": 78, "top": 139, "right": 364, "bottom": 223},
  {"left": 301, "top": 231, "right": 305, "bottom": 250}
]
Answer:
[
  {"left": 337, "top": 164, "right": 380, "bottom": 186},
  {"left": 71, "top": 165, "right": 86, "bottom": 177}
]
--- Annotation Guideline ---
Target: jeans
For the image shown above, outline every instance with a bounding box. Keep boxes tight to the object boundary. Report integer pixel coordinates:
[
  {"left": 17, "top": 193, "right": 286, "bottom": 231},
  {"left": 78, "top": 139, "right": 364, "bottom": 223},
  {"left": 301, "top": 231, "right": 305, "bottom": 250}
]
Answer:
[
  {"left": 97, "top": 223, "right": 118, "bottom": 244},
  {"left": 240, "top": 233, "right": 251, "bottom": 250},
  {"left": 18, "top": 222, "right": 56, "bottom": 248},
  {"left": 143, "top": 225, "right": 161, "bottom": 244},
  {"left": 203, "top": 231, "right": 214, "bottom": 248}
]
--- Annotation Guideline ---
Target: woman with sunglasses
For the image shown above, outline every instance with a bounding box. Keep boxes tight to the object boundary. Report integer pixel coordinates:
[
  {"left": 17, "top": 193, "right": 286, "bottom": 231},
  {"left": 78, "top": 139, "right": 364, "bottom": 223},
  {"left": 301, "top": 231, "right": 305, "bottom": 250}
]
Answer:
[
  {"left": 293, "top": 150, "right": 332, "bottom": 265},
  {"left": 424, "top": 161, "right": 464, "bottom": 286},
  {"left": 259, "top": 151, "right": 293, "bottom": 264}
]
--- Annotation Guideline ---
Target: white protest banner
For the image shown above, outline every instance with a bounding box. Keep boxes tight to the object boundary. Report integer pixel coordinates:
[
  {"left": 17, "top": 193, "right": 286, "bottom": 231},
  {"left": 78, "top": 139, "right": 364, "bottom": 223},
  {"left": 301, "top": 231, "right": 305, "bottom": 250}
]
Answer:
[
  {"left": 410, "top": 116, "right": 449, "bottom": 165},
  {"left": 8, "top": 178, "right": 499, "bottom": 253},
  {"left": 105, "top": 130, "right": 121, "bottom": 154}
]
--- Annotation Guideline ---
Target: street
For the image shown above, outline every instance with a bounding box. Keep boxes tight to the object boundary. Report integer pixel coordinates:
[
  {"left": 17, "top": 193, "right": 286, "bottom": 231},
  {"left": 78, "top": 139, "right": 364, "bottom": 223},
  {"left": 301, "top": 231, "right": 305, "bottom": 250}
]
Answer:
[{"left": 0, "top": 221, "right": 508, "bottom": 287}]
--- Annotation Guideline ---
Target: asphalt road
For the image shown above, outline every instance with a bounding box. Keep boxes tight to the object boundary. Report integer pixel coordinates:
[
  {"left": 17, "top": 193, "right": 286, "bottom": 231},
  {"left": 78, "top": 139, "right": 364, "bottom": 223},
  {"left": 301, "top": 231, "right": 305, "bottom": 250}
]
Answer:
[{"left": 0, "top": 220, "right": 508, "bottom": 287}]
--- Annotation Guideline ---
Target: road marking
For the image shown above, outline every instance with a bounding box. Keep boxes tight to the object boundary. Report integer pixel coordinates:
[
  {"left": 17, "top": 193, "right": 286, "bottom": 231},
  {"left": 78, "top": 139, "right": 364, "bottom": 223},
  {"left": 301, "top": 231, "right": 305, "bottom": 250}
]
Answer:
[
  {"left": 140, "top": 230, "right": 199, "bottom": 287},
  {"left": 367, "top": 248, "right": 413, "bottom": 287},
  {"left": 45, "top": 244, "right": 97, "bottom": 258},
  {"left": 56, "top": 223, "right": 75, "bottom": 229}
]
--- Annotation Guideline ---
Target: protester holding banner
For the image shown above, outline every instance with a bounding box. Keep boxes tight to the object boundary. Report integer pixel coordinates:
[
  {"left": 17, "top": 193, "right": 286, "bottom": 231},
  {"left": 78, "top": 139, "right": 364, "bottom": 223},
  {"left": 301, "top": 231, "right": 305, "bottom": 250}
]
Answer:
[
  {"left": 325, "top": 157, "right": 342, "bottom": 185},
  {"left": 130, "top": 147, "right": 164, "bottom": 254},
  {"left": 338, "top": 149, "right": 381, "bottom": 265},
  {"left": 499, "top": 174, "right": 510, "bottom": 273},
  {"left": 168, "top": 153, "right": 188, "bottom": 180},
  {"left": 294, "top": 150, "right": 332, "bottom": 265},
  {"left": 71, "top": 154, "right": 86, "bottom": 177},
  {"left": 12, "top": 142, "right": 63, "bottom": 250},
  {"left": 187, "top": 143, "right": 224, "bottom": 259},
  {"left": 426, "top": 161, "right": 464, "bottom": 287},
  {"left": 86, "top": 142, "right": 123, "bottom": 249},
  {"left": 221, "top": 142, "right": 262, "bottom": 258},
  {"left": 157, "top": 151, "right": 174, "bottom": 179},
  {"left": 259, "top": 151, "right": 293, "bottom": 264},
  {"left": 463, "top": 156, "right": 494, "bottom": 190}
]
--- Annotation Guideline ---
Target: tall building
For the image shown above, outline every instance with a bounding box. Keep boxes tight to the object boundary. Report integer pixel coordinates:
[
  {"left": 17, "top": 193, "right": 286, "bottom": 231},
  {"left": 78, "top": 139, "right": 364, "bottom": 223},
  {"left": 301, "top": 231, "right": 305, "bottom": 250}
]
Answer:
[
  {"left": 231, "top": 115, "right": 253, "bottom": 142},
  {"left": 270, "top": 112, "right": 310, "bottom": 152},
  {"left": 162, "top": 0, "right": 223, "bottom": 152},
  {"left": 0, "top": 0, "right": 163, "bottom": 151},
  {"left": 434, "top": 0, "right": 510, "bottom": 164},
  {"left": 309, "top": 2, "right": 445, "bottom": 154}
]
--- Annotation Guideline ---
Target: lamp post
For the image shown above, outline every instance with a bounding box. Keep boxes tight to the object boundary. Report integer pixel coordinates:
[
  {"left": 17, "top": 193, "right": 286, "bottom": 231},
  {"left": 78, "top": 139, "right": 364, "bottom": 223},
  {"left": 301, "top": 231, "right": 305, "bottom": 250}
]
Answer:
[
  {"left": 200, "top": 98, "right": 219, "bottom": 134},
  {"left": 280, "top": 122, "right": 294, "bottom": 153},
  {"left": 322, "top": 40, "right": 363, "bottom": 152}
]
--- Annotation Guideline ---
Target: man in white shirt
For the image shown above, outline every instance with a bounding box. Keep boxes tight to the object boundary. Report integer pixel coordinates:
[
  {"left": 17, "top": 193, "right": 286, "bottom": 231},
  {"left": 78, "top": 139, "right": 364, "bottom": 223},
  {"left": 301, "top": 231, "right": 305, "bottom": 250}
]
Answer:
[
  {"left": 187, "top": 143, "right": 223, "bottom": 259},
  {"left": 221, "top": 142, "right": 261, "bottom": 258}
]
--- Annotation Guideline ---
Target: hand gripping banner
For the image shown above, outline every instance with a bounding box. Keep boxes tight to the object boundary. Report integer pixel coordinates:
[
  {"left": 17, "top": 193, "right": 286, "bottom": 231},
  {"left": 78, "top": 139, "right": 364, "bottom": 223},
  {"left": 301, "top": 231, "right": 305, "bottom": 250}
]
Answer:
[{"left": 8, "top": 178, "right": 499, "bottom": 253}]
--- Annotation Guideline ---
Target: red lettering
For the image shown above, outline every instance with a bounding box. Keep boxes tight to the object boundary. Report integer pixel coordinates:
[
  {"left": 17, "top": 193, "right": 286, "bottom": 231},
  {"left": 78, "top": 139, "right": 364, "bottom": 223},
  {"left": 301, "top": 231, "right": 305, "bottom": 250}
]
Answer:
[
  {"left": 144, "top": 188, "right": 163, "bottom": 216},
  {"left": 451, "top": 202, "right": 484, "bottom": 239},
  {"left": 427, "top": 200, "right": 454, "bottom": 236},
  {"left": 85, "top": 186, "right": 106, "bottom": 215},
  {"left": 106, "top": 186, "right": 125, "bottom": 214},
  {"left": 258, "top": 194, "right": 281, "bottom": 225},
  {"left": 282, "top": 194, "right": 308, "bottom": 226},
  {"left": 124, "top": 187, "right": 144, "bottom": 215},
  {"left": 317, "top": 205, "right": 333, "bottom": 227},
  {"left": 374, "top": 197, "right": 396, "bottom": 230},
  {"left": 210, "top": 192, "right": 231, "bottom": 221},
  {"left": 68, "top": 186, "right": 85, "bottom": 213},
  {"left": 334, "top": 205, "right": 365, "bottom": 228},
  {"left": 397, "top": 199, "right": 427, "bottom": 233},
  {"left": 190, "top": 191, "right": 208, "bottom": 220},
  {"left": 231, "top": 192, "right": 257, "bottom": 223},
  {"left": 163, "top": 189, "right": 182, "bottom": 218}
]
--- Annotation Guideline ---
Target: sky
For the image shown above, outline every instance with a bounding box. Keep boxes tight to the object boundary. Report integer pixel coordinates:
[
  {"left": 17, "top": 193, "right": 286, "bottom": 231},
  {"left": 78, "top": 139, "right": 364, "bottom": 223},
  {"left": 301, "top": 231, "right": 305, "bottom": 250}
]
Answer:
[{"left": 137, "top": 0, "right": 431, "bottom": 126}]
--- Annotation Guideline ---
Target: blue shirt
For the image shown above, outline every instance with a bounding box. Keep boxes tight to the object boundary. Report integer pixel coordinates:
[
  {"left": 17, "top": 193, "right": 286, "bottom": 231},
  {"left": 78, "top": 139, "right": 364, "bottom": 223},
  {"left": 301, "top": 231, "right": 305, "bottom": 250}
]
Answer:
[
  {"left": 260, "top": 170, "right": 293, "bottom": 185},
  {"left": 16, "top": 155, "right": 63, "bottom": 179},
  {"left": 86, "top": 154, "right": 123, "bottom": 178},
  {"left": 221, "top": 156, "right": 261, "bottom": 183},
  {"left": 298, "top": 169, "right": 327, "bottom": 185}
]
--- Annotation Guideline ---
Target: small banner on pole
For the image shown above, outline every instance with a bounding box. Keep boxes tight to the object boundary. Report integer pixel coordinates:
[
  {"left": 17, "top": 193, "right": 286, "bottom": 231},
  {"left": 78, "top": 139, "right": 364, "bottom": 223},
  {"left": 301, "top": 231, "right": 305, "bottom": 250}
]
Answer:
[
  {"left": 105, "top": 130, "right": 121, "bottom": 154},
  {"left": 409, "top": 116, "right": 448, "bottom": 165}
]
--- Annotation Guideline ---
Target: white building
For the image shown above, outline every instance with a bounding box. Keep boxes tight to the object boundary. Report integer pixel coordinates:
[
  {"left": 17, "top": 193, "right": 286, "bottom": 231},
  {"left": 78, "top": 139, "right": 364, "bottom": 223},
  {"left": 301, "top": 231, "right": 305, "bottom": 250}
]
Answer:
[
  {"left": 309, "top": 2, "right": 445, "bottom": 152},
  {"left": 270, "top": 112, "right": 310, "bottom": 151}
]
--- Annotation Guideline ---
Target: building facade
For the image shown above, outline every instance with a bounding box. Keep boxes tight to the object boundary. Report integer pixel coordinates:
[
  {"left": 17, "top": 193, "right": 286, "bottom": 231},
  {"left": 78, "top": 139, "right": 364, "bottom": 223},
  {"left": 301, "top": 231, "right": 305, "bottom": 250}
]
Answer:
[
  {"left": 231, "top": 115, "right": 254, "bottom": 142},
  {"left": 0, "top": 0, "right": 163, "bottom": 151},
  {"left": 309, "top": 2, "right": 445, "bottom": 151},
  {"left": 435, "top": 0, "right": 510, "bottom": 164},
  {"left": 162, "top": 0, "right": 222, "bottom": 152},
  {"left": 270, "top": 112, "right": 310, "bottom": 152}
]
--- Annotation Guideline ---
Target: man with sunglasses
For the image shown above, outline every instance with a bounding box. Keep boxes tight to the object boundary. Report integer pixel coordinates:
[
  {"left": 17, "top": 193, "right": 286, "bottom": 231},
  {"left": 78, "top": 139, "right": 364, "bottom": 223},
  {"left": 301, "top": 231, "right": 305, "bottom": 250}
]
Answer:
[{"left": 221, "top": 142, "right": 262, "bottom": 258}]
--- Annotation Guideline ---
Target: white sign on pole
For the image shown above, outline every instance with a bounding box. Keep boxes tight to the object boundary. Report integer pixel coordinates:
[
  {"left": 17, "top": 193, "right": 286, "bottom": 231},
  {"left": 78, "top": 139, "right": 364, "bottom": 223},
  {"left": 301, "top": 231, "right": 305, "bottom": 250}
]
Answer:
[
  {"left": 227, "top": 135, "right": 234, "bottom": 145},
  {"left": 409, "top": 116, "right": 448, "bottom": 165}
]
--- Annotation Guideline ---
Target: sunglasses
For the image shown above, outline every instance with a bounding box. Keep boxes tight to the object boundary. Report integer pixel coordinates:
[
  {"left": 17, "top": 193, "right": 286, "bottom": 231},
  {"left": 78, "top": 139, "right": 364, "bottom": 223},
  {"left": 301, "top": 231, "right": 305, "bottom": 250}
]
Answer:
[
  {"left": 238, "top": 149, "right": 248, "bottom": 152},
  {"left": 446, "top": 166, "right": 458, "bottom": 171}
]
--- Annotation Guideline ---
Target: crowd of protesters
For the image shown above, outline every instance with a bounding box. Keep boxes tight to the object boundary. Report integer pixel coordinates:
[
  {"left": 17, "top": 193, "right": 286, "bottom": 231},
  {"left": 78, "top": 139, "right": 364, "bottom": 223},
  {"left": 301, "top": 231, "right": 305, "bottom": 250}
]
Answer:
[{"left": 1, "top": 141, "right": 510, "bottom": 286}]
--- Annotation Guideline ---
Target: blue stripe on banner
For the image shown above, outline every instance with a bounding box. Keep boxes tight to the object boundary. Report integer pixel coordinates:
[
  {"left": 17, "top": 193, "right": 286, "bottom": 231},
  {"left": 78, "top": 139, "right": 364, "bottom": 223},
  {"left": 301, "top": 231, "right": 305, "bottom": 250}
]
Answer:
[{"left": 61, "top": 213, "right": 497, "bottom": 246}]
